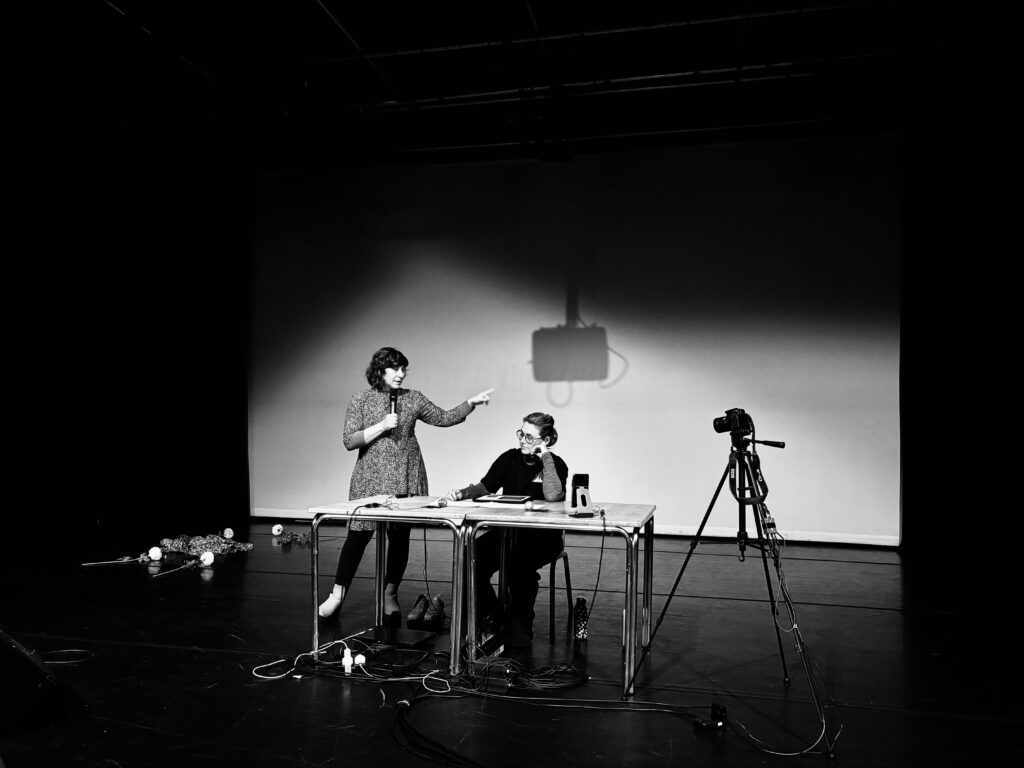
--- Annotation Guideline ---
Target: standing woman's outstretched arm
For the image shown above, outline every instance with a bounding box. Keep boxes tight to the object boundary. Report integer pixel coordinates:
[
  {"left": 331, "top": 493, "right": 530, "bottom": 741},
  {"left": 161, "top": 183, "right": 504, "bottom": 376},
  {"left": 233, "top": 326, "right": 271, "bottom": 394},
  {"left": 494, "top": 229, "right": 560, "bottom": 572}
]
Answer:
[{"left": 416, "top": 388, "right": 496, "bottom": 427}]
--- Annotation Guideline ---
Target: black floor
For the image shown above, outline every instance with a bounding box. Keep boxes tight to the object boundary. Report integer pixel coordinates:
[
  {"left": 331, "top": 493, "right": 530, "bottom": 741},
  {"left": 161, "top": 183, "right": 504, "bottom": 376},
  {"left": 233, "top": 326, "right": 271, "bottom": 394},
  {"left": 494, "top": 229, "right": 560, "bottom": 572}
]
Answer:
[{"left": 1, "top": 519, "right": 1020, "bottom": 768}]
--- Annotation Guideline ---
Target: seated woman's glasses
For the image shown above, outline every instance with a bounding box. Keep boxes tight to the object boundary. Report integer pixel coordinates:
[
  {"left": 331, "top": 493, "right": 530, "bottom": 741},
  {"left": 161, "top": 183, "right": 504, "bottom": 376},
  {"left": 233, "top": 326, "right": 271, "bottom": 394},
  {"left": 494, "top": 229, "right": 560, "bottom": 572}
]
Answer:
[{"left": 515, "top": 430, "right": 542, "bottom": 445}]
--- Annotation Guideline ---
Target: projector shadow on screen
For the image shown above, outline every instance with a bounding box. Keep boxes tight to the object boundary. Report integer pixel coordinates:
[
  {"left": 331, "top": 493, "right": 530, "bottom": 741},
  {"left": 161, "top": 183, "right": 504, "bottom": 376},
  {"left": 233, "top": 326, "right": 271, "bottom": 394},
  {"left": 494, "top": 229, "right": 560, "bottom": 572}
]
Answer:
[{"left": 531, "top": 326, "right": 609, "bottom": 382}]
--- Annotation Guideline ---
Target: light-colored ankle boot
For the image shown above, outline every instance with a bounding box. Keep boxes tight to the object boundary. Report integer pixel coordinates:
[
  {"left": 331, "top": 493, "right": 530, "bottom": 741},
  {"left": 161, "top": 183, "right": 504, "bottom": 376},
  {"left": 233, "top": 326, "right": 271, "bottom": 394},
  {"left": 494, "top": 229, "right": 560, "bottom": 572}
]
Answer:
[
  {"left": 318, "top": 584, "right": 346, "bottom": 619},
  {"left": 383, "top": 583, "right": 401, "bottom": 626}
]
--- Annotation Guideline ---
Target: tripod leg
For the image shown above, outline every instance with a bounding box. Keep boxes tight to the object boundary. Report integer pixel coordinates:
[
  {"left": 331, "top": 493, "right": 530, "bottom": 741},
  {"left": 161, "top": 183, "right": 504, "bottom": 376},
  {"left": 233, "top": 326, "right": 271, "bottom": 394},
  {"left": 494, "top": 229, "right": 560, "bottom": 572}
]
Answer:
[
  {"left": 622, "top": 462, "right": 730, "bottom": 699},
  {"left": 734, "top": 451, "right": 748, "bottom": 559},
  {"left": 742, "top": 459, "right": 791, "bottom": 686}
]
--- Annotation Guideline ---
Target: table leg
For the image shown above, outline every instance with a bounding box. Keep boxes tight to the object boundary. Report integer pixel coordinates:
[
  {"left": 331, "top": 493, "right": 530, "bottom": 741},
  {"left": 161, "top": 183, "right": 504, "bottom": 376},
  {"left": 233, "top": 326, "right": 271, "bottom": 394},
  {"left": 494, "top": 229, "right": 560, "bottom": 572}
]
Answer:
[
  {"left": 643, "top": 518, "right": 654, "bottom": 646},
  {"left": 311, "top": 516, "right": 322, "bottom": 657},
  {"left": 623, "top": 528, "right": 640, "bottom": 697},
  {"left": 466, "top": 525, "right": 478, "bottom": 663},
  {"left": 497, "top": 528, "right": 508, "bottom": 610},
  {"left": 449, "top": 524, "right": 466, "bottom": 675}
]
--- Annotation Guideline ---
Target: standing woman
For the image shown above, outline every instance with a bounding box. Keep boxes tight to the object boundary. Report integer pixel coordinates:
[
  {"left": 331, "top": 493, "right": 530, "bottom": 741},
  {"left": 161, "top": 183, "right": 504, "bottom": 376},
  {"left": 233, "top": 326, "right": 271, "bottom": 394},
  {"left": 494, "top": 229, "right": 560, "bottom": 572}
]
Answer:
[{"left": 319, "top": 346, "right": 494, "bottom": 624}]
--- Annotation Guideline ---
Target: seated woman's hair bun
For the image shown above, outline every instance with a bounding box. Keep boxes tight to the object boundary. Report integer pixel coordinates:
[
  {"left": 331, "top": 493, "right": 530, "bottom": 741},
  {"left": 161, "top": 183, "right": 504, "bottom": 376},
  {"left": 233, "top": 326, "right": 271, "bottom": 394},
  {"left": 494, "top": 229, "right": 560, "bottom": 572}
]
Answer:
[{"left": 522, "top": 412, "right": 557, "bottom": 447}]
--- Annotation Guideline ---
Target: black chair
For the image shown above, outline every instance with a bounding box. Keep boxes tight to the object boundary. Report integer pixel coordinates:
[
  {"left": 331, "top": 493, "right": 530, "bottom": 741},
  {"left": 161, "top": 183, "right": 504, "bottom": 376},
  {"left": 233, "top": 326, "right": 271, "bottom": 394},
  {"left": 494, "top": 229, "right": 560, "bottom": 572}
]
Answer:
[{"left": 547, "top": 533, "right": 574, "bottom": 643}]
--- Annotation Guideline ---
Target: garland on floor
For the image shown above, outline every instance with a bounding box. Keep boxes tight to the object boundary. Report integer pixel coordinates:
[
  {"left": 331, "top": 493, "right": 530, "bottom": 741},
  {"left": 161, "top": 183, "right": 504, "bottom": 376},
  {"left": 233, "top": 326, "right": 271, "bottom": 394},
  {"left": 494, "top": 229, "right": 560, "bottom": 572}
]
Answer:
[
  {"left": 271, "top": 524, "right": 311, "bottom": 546},
  {"left": 81, "top": 529, "right": 253, "bottom": 578},
  {"left": 159, "top": 532, "right": 254, "bottom": 556}
]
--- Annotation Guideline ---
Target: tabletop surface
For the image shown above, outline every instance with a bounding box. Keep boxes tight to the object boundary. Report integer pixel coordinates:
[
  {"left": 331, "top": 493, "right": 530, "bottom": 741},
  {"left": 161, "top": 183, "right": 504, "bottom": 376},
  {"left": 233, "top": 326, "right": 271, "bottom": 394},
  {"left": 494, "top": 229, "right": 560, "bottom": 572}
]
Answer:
[
  {"left": 309, "top": 496, "right": 467, "bottom": 522},
  {"left": 309, "top": 496, "right": 655, "bottom": 529},
  {"left": 462, "top": 500, "right": 655, "bottom": 530}
]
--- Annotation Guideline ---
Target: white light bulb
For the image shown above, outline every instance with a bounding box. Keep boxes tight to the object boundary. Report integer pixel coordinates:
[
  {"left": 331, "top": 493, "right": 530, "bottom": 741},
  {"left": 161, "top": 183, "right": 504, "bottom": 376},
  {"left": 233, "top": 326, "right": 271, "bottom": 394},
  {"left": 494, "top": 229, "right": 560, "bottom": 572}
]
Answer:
[
  {"left": 148, "top": 547, "right": 163, "bottom": 561},
  {"left": 272, "top": 524, "right": 284, "bottom": 536},
  {"left": 199, "top": 551, "right": 215, "bottom": 566}
]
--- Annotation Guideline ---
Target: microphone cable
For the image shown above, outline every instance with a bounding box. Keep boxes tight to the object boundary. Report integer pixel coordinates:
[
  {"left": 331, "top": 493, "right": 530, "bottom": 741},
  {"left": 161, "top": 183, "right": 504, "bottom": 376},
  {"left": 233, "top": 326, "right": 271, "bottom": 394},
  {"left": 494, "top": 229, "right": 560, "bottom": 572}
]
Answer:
[{"left": 582, "top": 508, "right": 607, "bottom": 633}]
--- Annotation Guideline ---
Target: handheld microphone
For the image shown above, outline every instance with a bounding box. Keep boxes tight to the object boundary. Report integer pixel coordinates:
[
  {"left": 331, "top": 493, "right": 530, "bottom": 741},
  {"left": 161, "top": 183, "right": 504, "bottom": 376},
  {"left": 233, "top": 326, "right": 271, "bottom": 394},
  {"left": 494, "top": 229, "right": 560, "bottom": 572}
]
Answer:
[{"left": 388, "top": 391, "right": 398, "bottom": 438}]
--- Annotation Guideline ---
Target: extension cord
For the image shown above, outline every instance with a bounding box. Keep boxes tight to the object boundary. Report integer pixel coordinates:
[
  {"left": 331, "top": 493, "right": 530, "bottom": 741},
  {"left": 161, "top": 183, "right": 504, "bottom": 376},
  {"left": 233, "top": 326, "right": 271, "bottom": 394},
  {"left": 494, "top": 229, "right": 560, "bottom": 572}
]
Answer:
[
  {"left": 468, "top": 659, "right": 514, "bottom": 692},
  {"left": 478, "top": 633, "right": 504, "bottom": 657}
]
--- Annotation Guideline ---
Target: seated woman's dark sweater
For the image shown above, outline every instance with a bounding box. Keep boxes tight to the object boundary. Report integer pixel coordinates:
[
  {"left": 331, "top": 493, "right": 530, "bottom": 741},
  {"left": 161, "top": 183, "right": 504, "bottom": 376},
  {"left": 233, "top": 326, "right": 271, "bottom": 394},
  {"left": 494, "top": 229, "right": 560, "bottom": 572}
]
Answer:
[{"left": 457, "top": 448, "right": 568, "bottom": 502}]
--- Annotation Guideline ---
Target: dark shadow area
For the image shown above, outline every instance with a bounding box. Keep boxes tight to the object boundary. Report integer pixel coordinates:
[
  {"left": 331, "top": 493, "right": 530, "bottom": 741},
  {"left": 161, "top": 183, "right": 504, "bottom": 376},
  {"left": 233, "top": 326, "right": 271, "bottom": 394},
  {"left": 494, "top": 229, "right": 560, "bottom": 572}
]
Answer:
[
  {"left": 14, "top": 5, "right": 254, "bottom": 574},
  {"left": 0, "top": 523, "right": 1017, "bottom": 768}
]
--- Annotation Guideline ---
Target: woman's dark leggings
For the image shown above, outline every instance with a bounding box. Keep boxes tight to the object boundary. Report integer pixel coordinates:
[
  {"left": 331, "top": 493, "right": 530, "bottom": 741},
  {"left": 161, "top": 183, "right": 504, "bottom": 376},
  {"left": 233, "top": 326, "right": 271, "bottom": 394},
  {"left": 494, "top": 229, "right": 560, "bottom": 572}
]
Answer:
[
  {"left": 334, "top": 523, "right": 411, "bottom": 588},
  {"left": 474, "top": 527, "right": 564, "bottom": 627}
]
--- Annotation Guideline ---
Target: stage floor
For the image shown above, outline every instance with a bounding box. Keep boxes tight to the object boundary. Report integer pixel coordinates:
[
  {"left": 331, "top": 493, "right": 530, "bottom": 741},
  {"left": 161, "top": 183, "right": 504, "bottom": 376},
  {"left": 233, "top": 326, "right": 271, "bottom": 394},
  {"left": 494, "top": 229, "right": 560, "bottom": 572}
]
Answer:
[{"left": 1, "top": 520, "right": 1019, "bottom": 767}]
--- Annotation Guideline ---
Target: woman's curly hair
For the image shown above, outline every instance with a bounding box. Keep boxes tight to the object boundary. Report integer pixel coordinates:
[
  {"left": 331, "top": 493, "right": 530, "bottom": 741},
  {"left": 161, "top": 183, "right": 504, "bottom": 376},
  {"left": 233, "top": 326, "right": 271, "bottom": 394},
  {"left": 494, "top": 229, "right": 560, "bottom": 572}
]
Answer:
[{"left": 366, "top": 347, "right": 410, "bottom": 390}]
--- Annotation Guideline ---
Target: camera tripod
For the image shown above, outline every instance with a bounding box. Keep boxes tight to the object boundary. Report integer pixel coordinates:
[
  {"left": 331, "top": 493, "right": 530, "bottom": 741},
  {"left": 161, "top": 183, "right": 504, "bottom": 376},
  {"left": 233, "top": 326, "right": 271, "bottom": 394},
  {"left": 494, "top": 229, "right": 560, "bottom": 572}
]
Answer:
[{"left": 625, "top": 429, "right": 790, "bottom": 695}]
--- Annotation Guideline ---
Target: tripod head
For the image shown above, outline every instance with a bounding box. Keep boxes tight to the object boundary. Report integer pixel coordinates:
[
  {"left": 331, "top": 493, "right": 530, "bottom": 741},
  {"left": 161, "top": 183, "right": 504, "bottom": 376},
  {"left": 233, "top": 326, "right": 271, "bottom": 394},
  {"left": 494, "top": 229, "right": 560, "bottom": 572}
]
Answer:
[
  {"left": 731, "top": 434, "right": 786, "bottom": 452},
  {"left": 715, "top": 408, "right": 786, "bottom": 452}
]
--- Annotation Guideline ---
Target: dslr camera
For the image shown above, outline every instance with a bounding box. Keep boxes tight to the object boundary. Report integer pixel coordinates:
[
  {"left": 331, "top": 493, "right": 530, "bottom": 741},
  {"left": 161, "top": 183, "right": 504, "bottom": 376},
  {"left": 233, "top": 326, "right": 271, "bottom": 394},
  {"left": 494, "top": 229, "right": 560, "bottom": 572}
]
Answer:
[{"left": 713, "top": 407, "right": 753, "bottom": 435}]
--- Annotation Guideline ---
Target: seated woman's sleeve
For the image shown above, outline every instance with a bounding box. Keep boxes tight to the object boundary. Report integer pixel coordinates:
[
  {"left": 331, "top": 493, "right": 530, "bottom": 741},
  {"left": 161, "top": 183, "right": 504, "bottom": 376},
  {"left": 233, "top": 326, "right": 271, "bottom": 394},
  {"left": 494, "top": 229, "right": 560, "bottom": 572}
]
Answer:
[
  {"left": 457, "top": 453, "right": 506, "bottom": 499},
  {"left": 457, "top": 481, "right": 489, "bottom": 500},
  {"left": 541, "top": 453, "right": 567, "bottom": 501}
]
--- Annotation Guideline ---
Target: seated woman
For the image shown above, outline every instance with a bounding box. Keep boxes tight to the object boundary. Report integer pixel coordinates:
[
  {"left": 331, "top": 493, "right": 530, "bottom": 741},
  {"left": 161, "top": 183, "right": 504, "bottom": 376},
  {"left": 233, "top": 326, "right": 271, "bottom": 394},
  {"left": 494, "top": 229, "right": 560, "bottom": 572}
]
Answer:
[{"left": 447, "top": 412, "right": 568, "bottom": 648}]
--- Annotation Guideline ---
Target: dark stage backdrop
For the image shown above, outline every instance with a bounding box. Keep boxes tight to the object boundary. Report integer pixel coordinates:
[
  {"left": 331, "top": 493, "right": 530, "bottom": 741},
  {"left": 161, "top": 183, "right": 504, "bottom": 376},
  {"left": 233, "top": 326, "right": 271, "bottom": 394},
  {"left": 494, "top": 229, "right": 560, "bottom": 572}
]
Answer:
[{"left": 10, "top": 17, "right": 253, "bottom": 568}]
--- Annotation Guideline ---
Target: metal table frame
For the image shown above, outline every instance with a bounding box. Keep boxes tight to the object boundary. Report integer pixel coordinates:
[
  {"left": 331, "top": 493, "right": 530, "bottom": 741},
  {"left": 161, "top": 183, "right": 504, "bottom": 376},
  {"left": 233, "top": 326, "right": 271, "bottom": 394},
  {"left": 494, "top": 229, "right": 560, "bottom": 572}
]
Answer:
[
  {"left": 309, "top": 500, "right": 468, "bottom": 675},
  {"left": 464, "top": 501, "right": 655, "bottom": 696}
]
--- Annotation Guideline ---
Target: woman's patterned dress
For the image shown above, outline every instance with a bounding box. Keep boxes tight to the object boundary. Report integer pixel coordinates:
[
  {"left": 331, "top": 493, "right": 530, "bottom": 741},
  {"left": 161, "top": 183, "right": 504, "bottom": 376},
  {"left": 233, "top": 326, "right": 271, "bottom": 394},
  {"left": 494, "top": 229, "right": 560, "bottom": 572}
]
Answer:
[{"left": 343, "top": 388, "right": 473, "bottom": 531}]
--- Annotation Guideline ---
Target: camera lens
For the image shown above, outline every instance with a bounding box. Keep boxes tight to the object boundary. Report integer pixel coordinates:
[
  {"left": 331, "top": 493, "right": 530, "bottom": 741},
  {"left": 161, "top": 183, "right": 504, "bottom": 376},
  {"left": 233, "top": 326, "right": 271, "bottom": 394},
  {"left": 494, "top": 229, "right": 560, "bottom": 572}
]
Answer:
[{"left": 712, "top": 416, "right": 730, "bottom": 433}]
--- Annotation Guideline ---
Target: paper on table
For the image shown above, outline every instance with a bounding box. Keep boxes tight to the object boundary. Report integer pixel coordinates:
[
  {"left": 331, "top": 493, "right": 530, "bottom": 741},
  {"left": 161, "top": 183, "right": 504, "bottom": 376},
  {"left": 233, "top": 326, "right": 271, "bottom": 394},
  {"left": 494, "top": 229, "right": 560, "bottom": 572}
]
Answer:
[
  {"left": 481, "top": 502, "right": 549, "bottom": 510},
  {"left": 388, "top": 498, "right": 433, "bottom": 510},
  {"left": 443, "top": 500, "right": 549, "bottom": 510}
]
